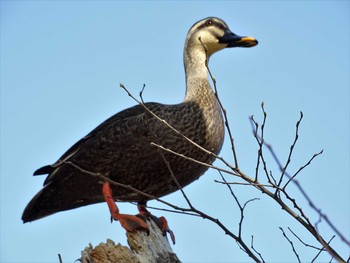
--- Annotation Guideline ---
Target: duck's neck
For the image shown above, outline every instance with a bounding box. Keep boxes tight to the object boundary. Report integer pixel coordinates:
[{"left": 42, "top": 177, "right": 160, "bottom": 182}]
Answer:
[{"left": 183, "top": 46, "right": 213, "bottom": 102}]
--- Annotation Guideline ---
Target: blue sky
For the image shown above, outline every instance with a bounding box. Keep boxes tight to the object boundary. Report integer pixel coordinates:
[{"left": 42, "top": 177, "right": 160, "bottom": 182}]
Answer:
[{"left": 1, "top": 1, "right": 349, "bottom": 262}]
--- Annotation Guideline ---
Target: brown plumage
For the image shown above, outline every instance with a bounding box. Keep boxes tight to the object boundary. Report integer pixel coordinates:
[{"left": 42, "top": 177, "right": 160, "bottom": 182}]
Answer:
[{"left": 22, "top": 17, "right": 257, "bottom": 223}]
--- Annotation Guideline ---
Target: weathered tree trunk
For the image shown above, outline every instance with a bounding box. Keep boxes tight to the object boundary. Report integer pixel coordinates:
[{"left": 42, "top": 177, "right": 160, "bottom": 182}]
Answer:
[{"left": 80, "top": 219, "right": 180, "bottom": 263}]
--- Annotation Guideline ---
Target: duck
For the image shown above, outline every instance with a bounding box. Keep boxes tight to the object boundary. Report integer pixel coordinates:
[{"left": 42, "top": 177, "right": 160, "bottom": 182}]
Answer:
[{"left": 22, "top": 17, "right": 258, "bottom": 239}]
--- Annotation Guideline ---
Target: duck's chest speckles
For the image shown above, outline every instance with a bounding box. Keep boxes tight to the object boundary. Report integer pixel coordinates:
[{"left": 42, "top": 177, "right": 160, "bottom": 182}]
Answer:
[
  {"left": 205, "top": 105, "right": 224, "bottom": 152},
  {"left": 148, "top": 98, "right": 224, "bottom": 154},
  {"left": 192, "top": 91, "right": 225, "bottom": 153}
]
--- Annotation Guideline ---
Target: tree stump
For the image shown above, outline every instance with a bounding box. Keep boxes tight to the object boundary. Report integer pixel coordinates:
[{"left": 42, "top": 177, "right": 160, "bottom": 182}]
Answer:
[{"left": 80, "top": 218, "right": 180, "bottom": 263}]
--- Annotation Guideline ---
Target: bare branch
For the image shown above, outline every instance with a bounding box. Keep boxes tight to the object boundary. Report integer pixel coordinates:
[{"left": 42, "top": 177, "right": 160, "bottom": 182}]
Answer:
[
  {"left": 214, "top": 180, "right": 273, "bottom": 188},
  {"left": 151, "top": 134, "right": 345, "bottom": 260},
  {"left": 280, "top": 227, "right": 301, "bottom": 263},
  {"left": 250, "top": 112, "right": 274, "bottom": 185},
  {"left": 141, "top": 204, "right": 200, "bottom": 218},
  {"left": 311, "top": 235, "right": 335, "bottom": 263},
  {"left": 275, "top": 111, "right": 303, "bottom": 191},
  {"left": 218, "top": 171, "right": 259, "bottom": 239},
  {"left": 283, "top": 150, "right": 324, "bottom": 190},
  {"left": 250, "top": 110, "right": 349, "bottom": 259},
  {"left": 150, "top": 142, "right": 240, "bottom": 177},
  {"left": 158, "top": 150, "right": 194, "bottom": 210},
  {"left": 288, "top": 227, "right": 325, "bottom": 251},
  {"left": 251, "top": 235, "right": 265, "bottom": 263}
]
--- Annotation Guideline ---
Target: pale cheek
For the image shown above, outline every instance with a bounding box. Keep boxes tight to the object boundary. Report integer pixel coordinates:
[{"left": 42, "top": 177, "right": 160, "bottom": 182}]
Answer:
[{"left": 205, "top": 43, "right": 226, "bottom": 55}]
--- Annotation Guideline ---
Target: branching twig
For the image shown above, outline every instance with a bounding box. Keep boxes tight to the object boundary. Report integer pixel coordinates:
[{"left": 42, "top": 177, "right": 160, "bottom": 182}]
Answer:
[
  {"left": 251, "top": 235, "right": 265, "bottom": 263},
  {"left": 258, "top": 103, "right": 268, "bottom": 183},
  {"left": 263, "top": 139, "right": 349, "bottom": 249},
  {"left": 160, "top": 147, "right": 261, "bottom": 261},
  {"left": 283, "top": 150, "right": 323, "bottom": 190},
  {"left": 275, "top": 112, "right": 303, "bottom": 192},
  {"left": 140, "top": 204, "right": 200, "bottom": 218},
  {"left": 250, "top": 111, "right": 348, "bottom": 261},
  {"left": 158, "top": 150, "right": 194, "bottom": 210},
  {"left": 150, "top": 142, "right": 240, "bottom": 177},
  {"left": 311, "top": 235, "right": 336, "bottom": 262},
  {"left": 280, "top": 227, "right": 301, "bottom": 263},
  {"left": 250, "top": 110, "right": 275, "bottom": 185},
  {"left": 218, "top": 171, "right": 259, "bottom": 239},
  {"left": 214, "top": 180, "right": 273, "bottom": 188},
  {"left": 288, "top": 227, "right": 326, "bottom": 251}
]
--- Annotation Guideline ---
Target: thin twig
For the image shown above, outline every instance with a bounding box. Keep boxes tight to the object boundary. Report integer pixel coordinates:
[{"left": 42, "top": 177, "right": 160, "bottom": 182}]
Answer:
[
  {"left": 280, "top": 227, "right": 301, "bottom": 263},
  {"left": 214, "top": 180, "right": 273, "bottom": 188},
  {"left": 251, "top": 111, "right": 349, "bottom": 259},
  {"left": 311, "top": 235, "right": 335, "bottom": 263},
  {"left": 259, "top": 104, "right": 274, "bottom": 184},
  {"left": 283, "top": 150, "right": 323, "bottom": 190},
  {"left": 158, "top": 150, "right": 194, "bottom": 210},
  {"left": 218, "top": 171, "right": 243, "bottom": 238},
  {"left": 275, "top": 111, "right": 303, "bottom": 192},
  {"left": 250, "top": 114, "right": 274, "bottom": 185},
  {"left": 251, "top": 235, "right": 265, "bottom": 263},
  {"left": 150, "top": 142, "right": 240, "bottom": 177},
  {"left": 141, "top": 204, "right": 200, "bottom": 218},
  {"left": 199, "top": 36, "right": 239, "bottom": 170},
  {"left": 251, "top": 114, "right": 261, "bottom": 182},
  {"left": 264, "top": 138, "right": 350, "bottom": 248},
  {"left": 218, "top": 170, "right": 259, "bottom": 243},
  {"left": 288, "top": 227, "right": 325, "bottom": 251}
]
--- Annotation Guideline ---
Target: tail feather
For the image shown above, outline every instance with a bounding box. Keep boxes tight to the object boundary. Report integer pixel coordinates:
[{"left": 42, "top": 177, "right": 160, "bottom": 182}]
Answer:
[
  {"left": 22, "top": 172, "right": 105, "bottom": 223},
  {"left": 22, "top": 183, "right": 61, "bottom": 222},
  {"left": 33, "top": 165, "right": 54, "bottom": 176}
]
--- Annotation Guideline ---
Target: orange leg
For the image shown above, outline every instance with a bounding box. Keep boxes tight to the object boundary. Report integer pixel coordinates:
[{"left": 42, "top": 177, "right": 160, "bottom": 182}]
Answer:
[{"left": 102, "top": 182, "right": 149, "bottom": 233}]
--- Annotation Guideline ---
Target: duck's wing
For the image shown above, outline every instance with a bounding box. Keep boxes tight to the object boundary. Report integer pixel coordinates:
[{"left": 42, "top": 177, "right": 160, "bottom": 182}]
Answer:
[
  {"left": 22, "top": 103, "right": 158, "bottom": 222},
  {"left": 34, "top": 103, "right": 152, "bottom": 184}
]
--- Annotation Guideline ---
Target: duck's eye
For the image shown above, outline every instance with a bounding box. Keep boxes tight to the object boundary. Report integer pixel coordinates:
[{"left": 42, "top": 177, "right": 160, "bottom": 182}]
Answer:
[{"left": 205, "top": 20, "right": 213, "bottom": 26}]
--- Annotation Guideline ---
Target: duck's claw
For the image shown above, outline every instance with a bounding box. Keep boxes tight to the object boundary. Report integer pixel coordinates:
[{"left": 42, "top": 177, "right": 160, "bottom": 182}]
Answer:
[
  {"left": 159, "top": 216, "right": 176, "bottom": 245},
  {"left": 137, "top": 202, "right": 176, "bottom": 245},
  {"left": 149, "top": 214, "right": 176, "bottom": 245}
]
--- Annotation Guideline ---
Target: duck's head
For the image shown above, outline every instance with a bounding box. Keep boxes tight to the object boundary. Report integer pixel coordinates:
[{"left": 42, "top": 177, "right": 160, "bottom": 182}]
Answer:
[{"left": 185, "top": 17, "right": 258, "bottom": 57}]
